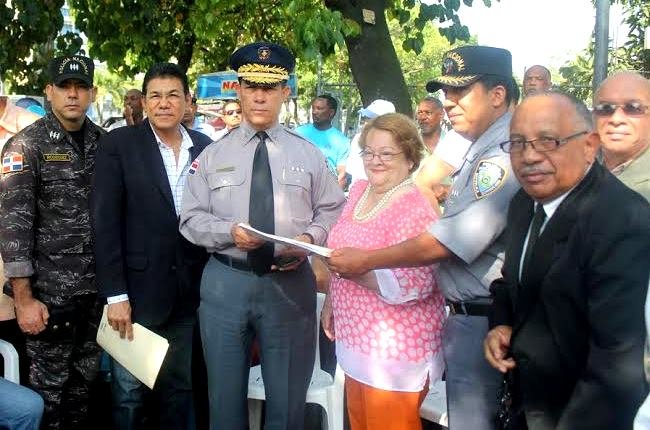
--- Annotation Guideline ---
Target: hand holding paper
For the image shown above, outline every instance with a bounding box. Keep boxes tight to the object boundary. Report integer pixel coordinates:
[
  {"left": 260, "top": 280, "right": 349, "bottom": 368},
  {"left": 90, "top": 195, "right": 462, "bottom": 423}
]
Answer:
[
  {"left": 96, "top": 306, "right": 169, "bottom": 389},
  {"left": 237, "top": 223, "right": 332, "bottom": 257}
]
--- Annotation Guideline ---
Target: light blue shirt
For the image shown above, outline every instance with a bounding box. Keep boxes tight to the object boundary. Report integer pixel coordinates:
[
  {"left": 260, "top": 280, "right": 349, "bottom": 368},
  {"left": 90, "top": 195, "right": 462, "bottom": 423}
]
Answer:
[{"left": 295, "top": 123, "right": 350, "bottom": 173}]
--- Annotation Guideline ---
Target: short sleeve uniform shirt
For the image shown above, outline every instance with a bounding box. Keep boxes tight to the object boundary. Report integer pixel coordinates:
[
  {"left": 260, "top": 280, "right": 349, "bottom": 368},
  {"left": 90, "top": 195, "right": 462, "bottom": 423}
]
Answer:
[{"left": 428, "top": 112, "right": 520, "bottom": 302}]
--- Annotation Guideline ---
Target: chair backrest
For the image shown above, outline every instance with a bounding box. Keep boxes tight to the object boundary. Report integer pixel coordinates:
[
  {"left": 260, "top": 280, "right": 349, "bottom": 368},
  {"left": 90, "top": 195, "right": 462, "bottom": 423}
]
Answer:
[
  {"left": 313, "top": 292, "right": 326, "bottom": 377},
  {"left": 0, "top": 339, "right": 19, "bottom": 383}
]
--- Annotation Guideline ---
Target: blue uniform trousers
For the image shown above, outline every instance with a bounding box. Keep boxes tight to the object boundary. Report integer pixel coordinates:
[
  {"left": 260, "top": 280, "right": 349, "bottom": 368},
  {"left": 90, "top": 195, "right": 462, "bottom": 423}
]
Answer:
[{"left": 443, "top": 314, "right": 502, "bottom": 430}]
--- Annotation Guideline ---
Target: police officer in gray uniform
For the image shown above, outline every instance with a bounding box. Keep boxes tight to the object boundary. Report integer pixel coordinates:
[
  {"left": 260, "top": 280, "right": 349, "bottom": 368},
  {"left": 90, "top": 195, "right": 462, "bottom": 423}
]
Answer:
[
  {"left": 328, "top": 46, "right": 520, "bottom": 430},
  {"left": 0, "top": 55, "right": 104, "bottom": 430},
  {"left": 180, "top": 42, "right": 345, "bottom": 430}
]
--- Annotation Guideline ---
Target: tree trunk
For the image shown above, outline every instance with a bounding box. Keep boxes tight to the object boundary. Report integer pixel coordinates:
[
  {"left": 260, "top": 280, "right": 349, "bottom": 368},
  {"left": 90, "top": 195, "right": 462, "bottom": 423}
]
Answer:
[
  {"left": 177, "top": 32, "right": 196, "bottom": 74},
  {"left": 325, "top": 0, "right": 413, "bottom": 116}
]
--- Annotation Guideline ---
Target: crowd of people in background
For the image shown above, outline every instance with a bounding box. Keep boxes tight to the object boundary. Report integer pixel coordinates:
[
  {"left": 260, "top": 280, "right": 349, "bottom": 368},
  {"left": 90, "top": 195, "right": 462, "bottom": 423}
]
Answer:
[{"left": 0, "top": 37, "right": 648, "bottom": 430}]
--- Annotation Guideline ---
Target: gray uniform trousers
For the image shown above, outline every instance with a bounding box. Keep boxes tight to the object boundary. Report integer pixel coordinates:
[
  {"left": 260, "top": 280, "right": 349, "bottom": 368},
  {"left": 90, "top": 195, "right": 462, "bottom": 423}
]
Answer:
[
  {"left": 199, "top": 256, "right": 316, "bottom": 430},
  {"left": 443, "top": 314, "right": 502, "bottom": 430}
]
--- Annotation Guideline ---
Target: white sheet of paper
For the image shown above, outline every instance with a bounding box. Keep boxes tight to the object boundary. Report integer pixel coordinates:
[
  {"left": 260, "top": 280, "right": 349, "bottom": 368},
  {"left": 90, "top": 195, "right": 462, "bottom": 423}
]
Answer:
[
  {"left": 237, "top": 223, "right": 333, "bottom": 257},
  {"left": 96, "top": 306, "right": 169, "bottom": 389}
]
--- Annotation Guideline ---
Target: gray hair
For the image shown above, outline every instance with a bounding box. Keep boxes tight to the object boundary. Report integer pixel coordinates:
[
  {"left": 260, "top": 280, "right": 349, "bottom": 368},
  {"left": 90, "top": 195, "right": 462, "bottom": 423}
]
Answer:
[
  {"left": 536, "top": 90, "right": 593, "bottom": 130},
  {"left": 420, "top": 96, "right": 443, "bottom": 110}
]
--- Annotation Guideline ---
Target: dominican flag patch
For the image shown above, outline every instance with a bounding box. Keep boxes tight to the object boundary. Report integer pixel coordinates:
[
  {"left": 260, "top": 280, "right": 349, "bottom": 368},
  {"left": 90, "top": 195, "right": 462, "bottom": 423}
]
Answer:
[
  {"left": 188, "top": 159, "right": 199, "bottom": 175},
  {"left": 2, "top": 153, "right": 24, "bottom": 174}
]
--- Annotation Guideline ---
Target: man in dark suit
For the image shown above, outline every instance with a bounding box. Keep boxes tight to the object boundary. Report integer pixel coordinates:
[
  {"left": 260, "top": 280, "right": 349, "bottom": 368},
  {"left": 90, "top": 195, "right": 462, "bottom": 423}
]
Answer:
[
  {"left": 91, "top": 63, "right": 210, "bottom": 429},
  {"left": 485, "top": 91, "right": 650, "bottom": 429}
]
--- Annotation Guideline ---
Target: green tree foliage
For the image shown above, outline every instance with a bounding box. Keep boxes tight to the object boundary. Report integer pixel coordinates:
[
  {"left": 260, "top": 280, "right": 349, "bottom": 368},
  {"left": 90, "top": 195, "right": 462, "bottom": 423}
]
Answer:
[
  {"left": 92, "top": 67, "right": 142, "bottom": 123},
  {"left": 559, "top": 0, "right": 649, "bottom": 102},
  {"left": 70, "top": 0, "right": 353, "bottom": 77},
  {"left": 1, "top": 0, "right": 83, "bottom": 94},
  {"left": 69, "top": 0, "right": 491, "bottom": 115},
  {"left": 2, "top": 0, "right": 493, "bottom": 101},
  {"left": 295, "top": 8, "right": 471, "bottom": 132},
  {"left": 323, "top": 0, "right": 486, "bottom": 114}
]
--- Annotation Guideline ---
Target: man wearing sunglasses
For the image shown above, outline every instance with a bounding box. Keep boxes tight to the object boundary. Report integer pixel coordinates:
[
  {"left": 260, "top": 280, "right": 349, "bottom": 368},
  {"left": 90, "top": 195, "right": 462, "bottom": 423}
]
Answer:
[
  {"left": 213, "top": 100, "right": 242, "bottom": 140},
  {"left": 485, "top": 91, "right": 650, "bottom": 429},
  {"left": 593, "top": 71, "right": 650, "bottom": 202}
]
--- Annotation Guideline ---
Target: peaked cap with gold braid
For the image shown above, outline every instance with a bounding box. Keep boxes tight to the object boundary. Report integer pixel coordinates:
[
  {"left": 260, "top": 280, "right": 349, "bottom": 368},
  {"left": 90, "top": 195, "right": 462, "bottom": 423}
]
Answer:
[
  {"left": 426, "top": 46, "right": 512, "bottom": 92},
  {"left": 229, "top": 42, "right": 294, "bottom": 85}
]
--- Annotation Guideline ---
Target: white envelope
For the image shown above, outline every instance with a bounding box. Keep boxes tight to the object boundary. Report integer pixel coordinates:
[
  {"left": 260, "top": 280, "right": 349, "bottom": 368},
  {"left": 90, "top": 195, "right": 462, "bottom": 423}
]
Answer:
[{"left": 96, "top": 306, "right": 169, "bottom": 389}]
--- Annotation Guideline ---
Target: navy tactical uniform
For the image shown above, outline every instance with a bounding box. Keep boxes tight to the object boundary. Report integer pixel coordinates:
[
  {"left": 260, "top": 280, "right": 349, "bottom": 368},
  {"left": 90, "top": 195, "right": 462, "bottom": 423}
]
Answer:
[{"left": 0, "top": 55, "right": 105, "bottom": 430}]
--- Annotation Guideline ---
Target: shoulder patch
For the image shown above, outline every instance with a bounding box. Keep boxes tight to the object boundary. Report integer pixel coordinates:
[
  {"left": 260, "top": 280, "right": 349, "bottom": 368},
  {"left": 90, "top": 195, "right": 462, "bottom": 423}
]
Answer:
[
  {"left": 2, "top": 153, "right": 24, "bottom": 174},
  {"left": 473, "top": 159, "right": 507, "bottom": 199}
]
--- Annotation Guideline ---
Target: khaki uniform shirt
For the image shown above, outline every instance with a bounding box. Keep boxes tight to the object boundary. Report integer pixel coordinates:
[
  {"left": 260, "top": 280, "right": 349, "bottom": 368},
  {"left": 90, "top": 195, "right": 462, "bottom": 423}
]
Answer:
[
  {"left": 611, "top": 146, "right": 650, "bottom": 203},
  {"left": 180, "top": 121, "right": 345, "bottom": 260}
]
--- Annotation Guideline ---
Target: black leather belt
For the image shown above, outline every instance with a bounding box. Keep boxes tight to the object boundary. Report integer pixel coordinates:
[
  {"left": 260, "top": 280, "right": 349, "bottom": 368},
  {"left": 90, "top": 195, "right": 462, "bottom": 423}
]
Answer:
[
  {"left": 212, "top": 253, "right": 306, "bottom": 275},
  {"left": 212, "top": 253, "right": 256, "bottom": 273},
  {"left": 447, "top": 301, "right": 492, "bottom": 317}
]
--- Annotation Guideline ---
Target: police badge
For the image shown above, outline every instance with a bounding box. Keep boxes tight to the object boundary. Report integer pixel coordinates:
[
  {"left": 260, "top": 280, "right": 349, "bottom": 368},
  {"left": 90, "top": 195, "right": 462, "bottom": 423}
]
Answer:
[
  {"left": 473, "top": 159, "right": 507, "bottom": 198},
  {"left": 258, "top": 46, "right": 271, "bottom": 61}
]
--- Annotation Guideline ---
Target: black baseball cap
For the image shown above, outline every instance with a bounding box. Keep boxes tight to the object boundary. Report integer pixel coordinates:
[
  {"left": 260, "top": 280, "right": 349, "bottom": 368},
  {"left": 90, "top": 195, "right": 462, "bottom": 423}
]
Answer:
[{"left": 48, "top": 55, "right": 94, "bottom": 86}]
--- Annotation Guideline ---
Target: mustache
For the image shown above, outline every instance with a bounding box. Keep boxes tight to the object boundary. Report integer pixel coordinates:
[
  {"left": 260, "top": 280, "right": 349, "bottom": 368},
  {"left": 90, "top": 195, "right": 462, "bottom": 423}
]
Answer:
[{"left": 517, "top": 165, "right": 550, "bottom": 176}]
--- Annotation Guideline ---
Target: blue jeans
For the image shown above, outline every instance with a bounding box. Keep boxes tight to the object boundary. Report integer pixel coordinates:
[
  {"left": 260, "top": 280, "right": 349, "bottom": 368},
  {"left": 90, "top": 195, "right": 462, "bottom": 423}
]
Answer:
[
  {"left": 111, "top": 314, "right": 196, "bottom": 430},
  {"left": 0, "top": 377, "right": 44, "bottom": 430},
  {"left": 443, "top": 314, "right": 502, "bottom": 430}
]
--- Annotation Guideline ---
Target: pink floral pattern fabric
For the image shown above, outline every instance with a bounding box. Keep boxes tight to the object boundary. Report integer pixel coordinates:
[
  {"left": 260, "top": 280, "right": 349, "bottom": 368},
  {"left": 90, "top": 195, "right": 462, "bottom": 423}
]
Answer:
[{"left": 327, "top": 180, "right": 447, "bottom": 390}]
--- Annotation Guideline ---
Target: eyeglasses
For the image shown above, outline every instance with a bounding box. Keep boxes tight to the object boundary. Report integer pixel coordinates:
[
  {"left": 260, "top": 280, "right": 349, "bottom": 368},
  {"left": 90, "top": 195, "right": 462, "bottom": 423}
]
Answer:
[
  {"left": 592, "top": 102, "right": 649, "bottom": 117},
  {"left": 360, "top": 149, "right": 403, "bottom": 162},
  {"left": 145, "top": 92, "right": 182, "bottom": 104},
  {"left": 225, "top": 109, "right": 242, "bottom": 116},
  {"left": 500, "top": 131, "right": 588, "bottom": 153}
]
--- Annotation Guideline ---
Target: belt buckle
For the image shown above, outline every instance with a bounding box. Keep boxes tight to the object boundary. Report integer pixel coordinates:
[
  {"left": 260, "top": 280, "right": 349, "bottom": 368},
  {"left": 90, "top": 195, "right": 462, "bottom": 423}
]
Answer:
[
  {"left": 460, "top": 302, "right": 468, "bottom": 315},
  {"left": 449, "top": 301, "right": 468, "bottom": 316}
]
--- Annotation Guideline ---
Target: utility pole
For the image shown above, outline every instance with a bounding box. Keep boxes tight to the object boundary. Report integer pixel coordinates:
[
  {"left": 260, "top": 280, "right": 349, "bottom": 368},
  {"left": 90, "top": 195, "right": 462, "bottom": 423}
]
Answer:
[
  {"left": 593, "top": 0, "right": 610, "bottom": 94},
  {"left": 643, "top": 26, "right": 650, "bottom": 78}
]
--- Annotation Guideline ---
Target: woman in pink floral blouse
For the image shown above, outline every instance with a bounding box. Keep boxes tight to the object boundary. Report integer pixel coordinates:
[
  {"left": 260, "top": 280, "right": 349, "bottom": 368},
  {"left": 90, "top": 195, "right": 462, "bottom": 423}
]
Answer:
[{"left": 322, "top": 113, "right": 446, "bottom": 430}]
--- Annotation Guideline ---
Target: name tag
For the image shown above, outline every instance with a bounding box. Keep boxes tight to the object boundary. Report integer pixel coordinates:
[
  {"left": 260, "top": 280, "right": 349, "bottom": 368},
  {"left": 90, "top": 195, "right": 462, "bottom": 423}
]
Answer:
[
  {"left": 215, "top": 166, "right": 235, "bottom": 172},
  {"left": 43, "top": 153, "right": 72, "bottom": 162}
]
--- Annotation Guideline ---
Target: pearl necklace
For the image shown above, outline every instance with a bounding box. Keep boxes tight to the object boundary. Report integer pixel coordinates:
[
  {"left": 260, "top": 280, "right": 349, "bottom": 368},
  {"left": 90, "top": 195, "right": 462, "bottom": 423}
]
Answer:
[{"left": 353, "top": 177, "right": 414, "bottom": 221}]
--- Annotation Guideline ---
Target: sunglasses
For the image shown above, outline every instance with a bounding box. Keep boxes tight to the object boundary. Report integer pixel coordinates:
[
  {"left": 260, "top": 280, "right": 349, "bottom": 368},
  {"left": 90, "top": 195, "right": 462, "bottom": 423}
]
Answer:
[
  {"left": 593, "top": 102, "right": 649, "bottom": 117},
  {"left": 225, "top": 109, "right": 242, "bottom": 116}
]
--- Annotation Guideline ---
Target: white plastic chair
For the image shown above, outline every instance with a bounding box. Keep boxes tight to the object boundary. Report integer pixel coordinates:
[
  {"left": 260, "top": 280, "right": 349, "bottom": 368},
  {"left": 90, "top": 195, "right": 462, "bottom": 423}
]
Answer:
[
  {"left": 419, "top": 379, "right": 448, "bottom": 427},
  {"left": 0, "top": 338, "right": 20, "bottom": 383},
  {"left": 248, "top": 292, "right": 345, "bottom": 430}
]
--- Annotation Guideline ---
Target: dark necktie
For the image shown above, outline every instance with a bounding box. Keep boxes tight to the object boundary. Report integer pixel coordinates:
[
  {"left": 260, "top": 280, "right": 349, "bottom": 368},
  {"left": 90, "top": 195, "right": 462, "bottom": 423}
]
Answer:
[
  {"left": 521, "top": 203, "right": 546, "bottom": 281},
  {"left": 247, "top": 131, "right": 275, "bottom": 275}
]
